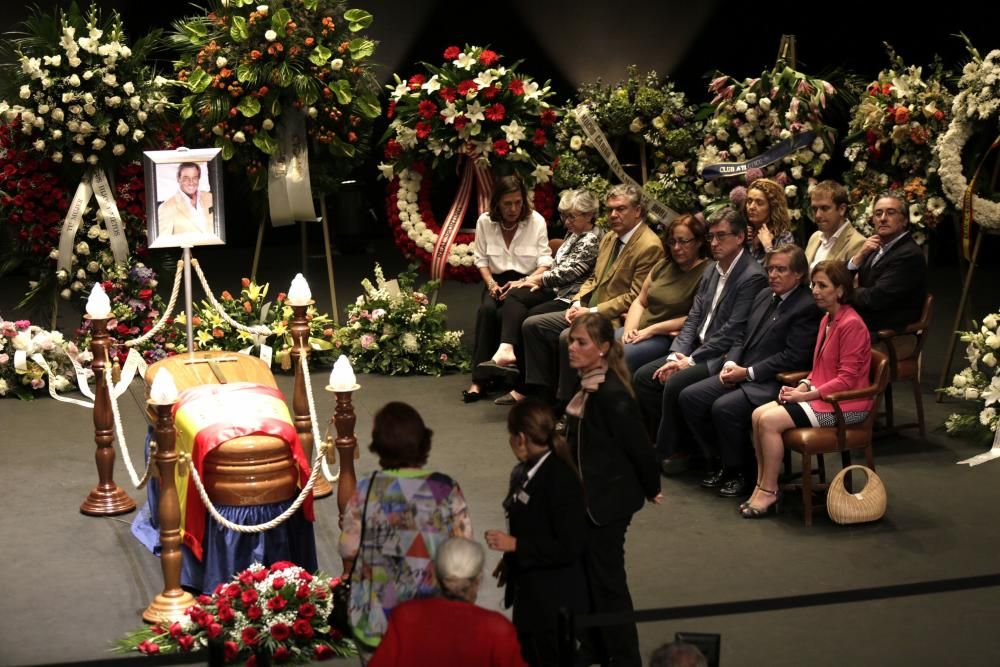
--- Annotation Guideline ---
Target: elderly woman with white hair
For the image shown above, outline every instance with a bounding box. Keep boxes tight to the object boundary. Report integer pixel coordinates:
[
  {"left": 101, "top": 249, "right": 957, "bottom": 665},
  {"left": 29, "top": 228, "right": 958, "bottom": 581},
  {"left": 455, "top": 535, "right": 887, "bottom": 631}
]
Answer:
[
  {"left": 477, "top": 188, "right": 604, "bottom": 405},
  {"left": 369, "top": 537, "right": 528, "bottom": 667}
]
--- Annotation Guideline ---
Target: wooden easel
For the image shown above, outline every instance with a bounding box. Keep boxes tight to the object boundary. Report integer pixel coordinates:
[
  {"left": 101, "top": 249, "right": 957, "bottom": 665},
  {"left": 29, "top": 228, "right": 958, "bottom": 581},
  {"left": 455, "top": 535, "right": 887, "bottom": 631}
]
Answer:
[{"left": 249, "top": 196, "right": 339, "bottom": 326}]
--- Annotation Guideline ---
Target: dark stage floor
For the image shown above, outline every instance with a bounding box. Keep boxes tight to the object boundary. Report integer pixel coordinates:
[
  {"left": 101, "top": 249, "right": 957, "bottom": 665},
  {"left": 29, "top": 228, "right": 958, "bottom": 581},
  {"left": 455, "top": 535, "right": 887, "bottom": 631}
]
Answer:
[{"left": 2, "top": 234, "right": 999, "bottom": 666}]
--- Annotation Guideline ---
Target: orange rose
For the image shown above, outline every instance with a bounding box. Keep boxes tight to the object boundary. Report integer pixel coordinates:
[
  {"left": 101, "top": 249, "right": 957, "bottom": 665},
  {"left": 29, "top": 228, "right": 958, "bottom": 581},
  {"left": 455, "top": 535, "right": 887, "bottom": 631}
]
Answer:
[
  {"left": 221, "top": 290, "right": 233, "bottom": 301},
  {"left": 241, "top": 277, "right": 251, "bottom": 288},
  {"left": 243, "top": 301, "right": 252, "bottom": 313},
  {"left": 212, "top": 328, "right": 224, "bottom": 338},
  {"left": 894, "top": 107, "right": 910, "bottom": 124}
]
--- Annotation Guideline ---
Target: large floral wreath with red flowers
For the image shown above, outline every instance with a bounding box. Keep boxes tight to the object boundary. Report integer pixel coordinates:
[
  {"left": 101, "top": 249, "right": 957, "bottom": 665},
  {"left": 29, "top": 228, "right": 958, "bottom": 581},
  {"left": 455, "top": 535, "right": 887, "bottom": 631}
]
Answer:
[{"left": 379, "top": 45, "right": 558, "bottom": 281}]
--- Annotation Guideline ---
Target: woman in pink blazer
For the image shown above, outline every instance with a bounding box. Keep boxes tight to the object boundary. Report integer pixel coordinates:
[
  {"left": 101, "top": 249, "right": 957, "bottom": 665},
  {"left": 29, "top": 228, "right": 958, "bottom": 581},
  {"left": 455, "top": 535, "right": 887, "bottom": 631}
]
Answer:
[{"left": 742, "top": 260, "right": 873, "bottom": 518}]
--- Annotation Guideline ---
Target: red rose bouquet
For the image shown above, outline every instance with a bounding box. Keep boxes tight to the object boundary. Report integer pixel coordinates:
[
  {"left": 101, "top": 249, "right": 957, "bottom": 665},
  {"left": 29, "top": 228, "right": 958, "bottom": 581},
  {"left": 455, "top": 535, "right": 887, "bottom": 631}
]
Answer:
[{"left": 115, "top": 561, "right": 355, "bottom": 662}]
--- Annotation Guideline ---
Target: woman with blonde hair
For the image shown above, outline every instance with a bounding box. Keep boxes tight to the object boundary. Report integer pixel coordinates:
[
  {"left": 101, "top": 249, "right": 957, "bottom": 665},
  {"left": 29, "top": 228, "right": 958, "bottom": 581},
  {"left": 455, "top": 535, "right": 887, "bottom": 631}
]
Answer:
[{"left": 743, "top": 177, "right": 795, "bottom": 265}]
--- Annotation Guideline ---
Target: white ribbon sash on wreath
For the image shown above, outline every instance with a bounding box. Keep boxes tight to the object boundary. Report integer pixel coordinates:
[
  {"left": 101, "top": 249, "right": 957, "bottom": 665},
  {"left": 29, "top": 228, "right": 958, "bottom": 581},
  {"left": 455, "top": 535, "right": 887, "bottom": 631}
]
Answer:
[
  {"left": 957, "top": 427, "right": 1000, "bottom": 467},
  {"left": 25, "top": 346, "right": 145, "bottom": 409},
  {"left": 268, "top": 111, "right": 319, "bottom": 227},
  {"left": 430, "top": 157, "right": 493, "bottom": 281},
  {"left": 573, "top": 105, "right": 678, "bottom": 225},
  {"left": 56, "top": 169, "right": 129, "bottom": 272},
  {"left": 699, "top": 131, "right": 817, "bottom": 181}
]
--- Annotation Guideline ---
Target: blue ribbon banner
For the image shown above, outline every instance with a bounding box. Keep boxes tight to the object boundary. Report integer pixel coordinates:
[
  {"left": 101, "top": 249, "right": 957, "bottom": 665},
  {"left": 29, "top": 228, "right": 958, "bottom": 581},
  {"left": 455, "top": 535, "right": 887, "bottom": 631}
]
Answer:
[{"left": 700, "top": 131, "right": 816, "bottom": 181}]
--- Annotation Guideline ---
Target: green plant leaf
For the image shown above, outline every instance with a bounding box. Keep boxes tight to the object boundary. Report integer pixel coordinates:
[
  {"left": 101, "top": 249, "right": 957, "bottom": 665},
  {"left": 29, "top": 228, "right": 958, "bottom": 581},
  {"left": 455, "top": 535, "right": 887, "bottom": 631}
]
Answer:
[
  {"left": 221, "top": 139, "right": 236, "bottom": 161},
  {"left": 253, "top": 131, "right": 278, "bottom": 154},
  {"left": 329, "top": 79, "right": 352, "bottom": 105},
  {"left": 186, "top": 68, "right": 212, "bottom": 94},
  {"left": 309, "top": 44, "right": 332, "bottom": 67},
  {"left": 327, "top": 135, "right": 356, "bottom": 158},
  {"left": 344, "top": 9, "right": 373, "bottom": 32},
  {"left": 355, "top": 92, "right": 380, "bottom": 119},
  {"left": 238, "top": 96, "right": 261, "bottom": 117},
  {"left": 271, "top": 8, "right": 292, "bottom": 32},
  {"left": 303, "top": 0, "right": 319, "bottom": 9},
  {"left": 230, "top": 15, "right": 249, "bottom": 42},
  {"left": 349, "top": 38, "right": 375, "bottom": 60},
  {"left": 236, "top": 64, "right": 254, "bottom": 84}
]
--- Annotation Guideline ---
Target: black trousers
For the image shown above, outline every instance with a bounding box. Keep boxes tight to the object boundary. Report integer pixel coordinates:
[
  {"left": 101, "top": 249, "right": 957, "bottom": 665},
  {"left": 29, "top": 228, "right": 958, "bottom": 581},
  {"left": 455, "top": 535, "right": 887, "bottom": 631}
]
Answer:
[
  {"left": 581, "top": 517, "right": 641, "bottom": 667},
  {"left": 501, "top": 286, "right": 558, "bottom": 344},
  {"left": 679, "top": 376, "right": 758, "bottom": 468},
  {"left": 472, "top": 270, "right": 524, "bottom": 367},
  {"left": 633, "top": 360, "right": 711, "bottom": 460}
]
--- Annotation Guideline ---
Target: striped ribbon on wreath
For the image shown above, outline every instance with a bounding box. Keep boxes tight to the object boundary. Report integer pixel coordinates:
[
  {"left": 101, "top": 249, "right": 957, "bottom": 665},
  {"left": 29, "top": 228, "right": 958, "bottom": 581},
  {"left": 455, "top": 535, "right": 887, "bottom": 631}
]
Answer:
[{"left": 429, "top": 157, "right": 493, "bottom": 281}]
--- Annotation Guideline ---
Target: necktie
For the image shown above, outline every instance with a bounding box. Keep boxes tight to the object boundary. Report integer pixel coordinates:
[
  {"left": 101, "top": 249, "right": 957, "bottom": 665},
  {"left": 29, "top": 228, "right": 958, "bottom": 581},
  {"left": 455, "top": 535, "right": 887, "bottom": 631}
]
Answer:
[
  {"left": 503, "top": 461, "right": 530, "bottom": 512},
  {"left": 603, "top": 238, "right": 624, "bottom": 276}
]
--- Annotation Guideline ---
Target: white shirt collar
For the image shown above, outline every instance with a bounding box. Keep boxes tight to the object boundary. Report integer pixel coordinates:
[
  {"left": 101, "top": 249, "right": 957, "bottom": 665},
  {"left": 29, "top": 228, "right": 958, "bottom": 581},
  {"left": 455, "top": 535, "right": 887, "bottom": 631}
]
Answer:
[
  {"left": 821, "top": 220, "right": 851, "bottom": 245},
  {"left": 716, "top": 247, "right": 744, "bottom": 278},
  {"left": 525, "top": 451, "right": 552, "bottom": 481},
  {"left": 616, "top": 223, "right": 641, "bottom": 247}
]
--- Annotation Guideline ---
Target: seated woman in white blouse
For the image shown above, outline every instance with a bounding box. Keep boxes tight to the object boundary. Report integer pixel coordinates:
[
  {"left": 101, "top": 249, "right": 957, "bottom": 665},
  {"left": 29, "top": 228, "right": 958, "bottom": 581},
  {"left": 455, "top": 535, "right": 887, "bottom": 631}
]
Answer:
[{"left": 464, "top": 175, "right": 552, "bottom": 403}]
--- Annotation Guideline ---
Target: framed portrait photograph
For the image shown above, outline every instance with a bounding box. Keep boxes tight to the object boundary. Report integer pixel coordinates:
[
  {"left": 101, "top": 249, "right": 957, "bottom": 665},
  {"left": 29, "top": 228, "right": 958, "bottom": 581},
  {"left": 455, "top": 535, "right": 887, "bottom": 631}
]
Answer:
[{"left": 143, "top": 147, "right": 225, "bottom": 249}]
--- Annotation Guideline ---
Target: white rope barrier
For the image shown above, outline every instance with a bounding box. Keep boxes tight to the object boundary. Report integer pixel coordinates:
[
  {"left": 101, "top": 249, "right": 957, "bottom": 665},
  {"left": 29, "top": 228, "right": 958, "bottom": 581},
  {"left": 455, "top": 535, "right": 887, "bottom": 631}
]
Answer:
[
  {"left": 191, "top": 258, "right": 272, "bottom": 338},
  {"left": 299, "top": 349, "right": 339, "bottom": 483},
  {"left": 183, "top": 440, "right": 330, "bottom": 534},
  {"left": 106, "top": 365, "right": 156, "bottom": 489},
  {"left": 125, "top": 260, "right": 185, "bottom": 348}
]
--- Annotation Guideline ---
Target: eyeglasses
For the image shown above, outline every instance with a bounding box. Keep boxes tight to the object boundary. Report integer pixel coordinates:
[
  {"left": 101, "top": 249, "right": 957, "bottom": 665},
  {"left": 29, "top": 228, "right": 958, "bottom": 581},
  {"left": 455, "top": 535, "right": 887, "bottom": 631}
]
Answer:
[
  {"left": 561, "top": 212, "right": 589, "bottom": 223},
  {"left": 179, "top": 176, "right": 200, "bottom": 183},
  {"left": 608, "top": 205, "right": 633, "bottom": 215},
  {"left": 873, "top": 208, "right": 901, "bottom": 218},
  {"left": 667, "top": 237, "right": 697, "bottom": 247},
  {"left": 706, "top": 231, "right": 736, "bottom": 242},
  {"left": 765, "top": 265, "right": 791, "bottom": 274}
]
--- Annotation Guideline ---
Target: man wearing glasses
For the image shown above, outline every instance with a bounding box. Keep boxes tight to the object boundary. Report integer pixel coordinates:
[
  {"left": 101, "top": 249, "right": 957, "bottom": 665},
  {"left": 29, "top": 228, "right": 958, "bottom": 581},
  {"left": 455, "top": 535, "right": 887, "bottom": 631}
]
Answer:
[
  {"left": 633, "top": 208, "right": 766, "bottom": 476},
  {"left": 678, "top": 245, "right": 820, "bottom": 497},
  {"left": 157, "top": 162, "right": 214, "bottom": 237},
  {"left": 847, "top": 191, "right": 927, "bottom": 340}
]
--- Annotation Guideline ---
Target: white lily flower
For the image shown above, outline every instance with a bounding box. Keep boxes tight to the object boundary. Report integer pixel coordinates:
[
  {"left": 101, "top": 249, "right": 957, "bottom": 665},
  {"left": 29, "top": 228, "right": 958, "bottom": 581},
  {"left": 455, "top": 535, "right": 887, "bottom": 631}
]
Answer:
[
  {"left": 421, "top": 74, "right": 441, "bottom": 94},
  {"left": 378, "top": 163, "right": 394, "bottom": 180},
  {"left": 390, "top": 82, "right": 410, "bottom": 102},
  {"left": 440, "top": 102, "right": 459, "bottom": 125},
  {"left": 465, "top": 101, "right": 486, "bottom": 124},
  {"left": 396, "top": 126, "right": 418, "bottom": 150},
  {"left": 502, "top": 120, "right": 526, "bottom": 144},
  {"left": 474, "top": 70, "right": 496, "bottom": 89},
  {"left": 454, "top": 52, "right": 476, "bottom": 70},
  {"left": 531, "top": 164, "right": 553, "bottom": 184},
  {"left": 521, "top": 80, "right": 541, "bottom": 101}
]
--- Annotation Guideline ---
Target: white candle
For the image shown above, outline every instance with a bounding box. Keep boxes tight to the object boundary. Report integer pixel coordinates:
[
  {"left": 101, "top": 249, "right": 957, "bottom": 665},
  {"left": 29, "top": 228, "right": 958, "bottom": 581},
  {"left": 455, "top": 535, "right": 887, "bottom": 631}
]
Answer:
[
  {"left": 85, "top": 283, "right": 112, "bottom": 319},
  {"left": 150, "top": 368, "right": 179, "bottom": 404},
  {"left": 287, "top": 273, "right": 312, "bottom": 306},
  {"left": 329, "top": 354, "right": 357, "bottom": 391}
]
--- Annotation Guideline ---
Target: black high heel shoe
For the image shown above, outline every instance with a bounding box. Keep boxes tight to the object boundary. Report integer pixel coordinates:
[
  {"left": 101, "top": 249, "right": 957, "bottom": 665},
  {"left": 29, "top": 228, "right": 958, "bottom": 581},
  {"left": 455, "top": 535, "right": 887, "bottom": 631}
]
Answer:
[
  {"left": 740, "top": 487, "right": 782, "bottom": 519},
  {"left": 462, "top": 389, "right": 483, "bottom": 403},
  {"left": 739, "top": 484, "right": 761, "bottom": 512}
]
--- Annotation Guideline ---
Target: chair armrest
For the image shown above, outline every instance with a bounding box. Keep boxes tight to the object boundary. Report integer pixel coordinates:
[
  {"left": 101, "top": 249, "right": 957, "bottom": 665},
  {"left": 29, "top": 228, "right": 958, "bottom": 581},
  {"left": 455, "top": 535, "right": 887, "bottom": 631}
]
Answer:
[
  {"left": 875, "top": 328, "right": 900, "bottom": 340},
  {"left": 824, "top": 383, "right": 880, "bottom": 404},
  {"left": 776, "top": 370, "right": 809, "bottom": 385}
]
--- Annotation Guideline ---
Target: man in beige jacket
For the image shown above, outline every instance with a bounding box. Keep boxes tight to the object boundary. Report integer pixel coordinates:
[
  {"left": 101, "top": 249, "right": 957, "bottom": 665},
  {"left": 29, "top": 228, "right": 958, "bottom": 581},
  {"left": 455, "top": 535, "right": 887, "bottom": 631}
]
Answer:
[
  {"left": 804, "top": 180, "right": 865, "bottom": 268},
  {"left": 157, "top": 162, "right": 214, "bottom": 237}
]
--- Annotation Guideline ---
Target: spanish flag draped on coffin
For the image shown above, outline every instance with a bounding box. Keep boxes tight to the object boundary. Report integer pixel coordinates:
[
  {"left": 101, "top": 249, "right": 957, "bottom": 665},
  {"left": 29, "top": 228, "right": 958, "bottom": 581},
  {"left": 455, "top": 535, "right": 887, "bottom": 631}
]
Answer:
[{"left": 132, "top": 379, "right": 318, "bottom": 593}]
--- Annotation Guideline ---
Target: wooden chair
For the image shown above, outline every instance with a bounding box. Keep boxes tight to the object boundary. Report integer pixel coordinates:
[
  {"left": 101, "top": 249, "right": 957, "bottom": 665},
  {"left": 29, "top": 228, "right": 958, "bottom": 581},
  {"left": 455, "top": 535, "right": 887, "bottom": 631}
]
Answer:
[
  {"left": 780, "top": 349, "right": 890, "bottom": 526},
  {"left": 875, "top": 293, "right": 934, "bottom": 438}
]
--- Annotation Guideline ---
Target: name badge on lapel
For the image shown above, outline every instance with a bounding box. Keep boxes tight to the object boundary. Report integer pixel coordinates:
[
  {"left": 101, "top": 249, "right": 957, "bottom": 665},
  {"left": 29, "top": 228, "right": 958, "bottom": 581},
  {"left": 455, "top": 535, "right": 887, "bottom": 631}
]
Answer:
[{"left": 516, "top": 490, "right": 531, "bottom": 505}]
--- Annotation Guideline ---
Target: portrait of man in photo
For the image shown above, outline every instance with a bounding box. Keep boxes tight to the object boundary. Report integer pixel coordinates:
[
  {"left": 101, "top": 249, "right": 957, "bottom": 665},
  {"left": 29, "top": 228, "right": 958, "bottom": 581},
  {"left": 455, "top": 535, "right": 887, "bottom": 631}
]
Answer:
[{"left": 156, "top": 161, "right": 214, "bottom": 236}]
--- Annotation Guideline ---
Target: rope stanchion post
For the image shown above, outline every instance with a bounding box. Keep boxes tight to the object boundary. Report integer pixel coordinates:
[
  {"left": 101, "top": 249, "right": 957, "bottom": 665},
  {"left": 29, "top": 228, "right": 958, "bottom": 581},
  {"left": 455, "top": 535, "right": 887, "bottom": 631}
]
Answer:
[
  {"left": 290, "top": 301, "right": 333, "bottom": 499},
  {"left": 143, "top": 394, "right": 196, "bottom": 624},
  {"left": 80, "top": 314, "right": 136, "bottom": 516}
]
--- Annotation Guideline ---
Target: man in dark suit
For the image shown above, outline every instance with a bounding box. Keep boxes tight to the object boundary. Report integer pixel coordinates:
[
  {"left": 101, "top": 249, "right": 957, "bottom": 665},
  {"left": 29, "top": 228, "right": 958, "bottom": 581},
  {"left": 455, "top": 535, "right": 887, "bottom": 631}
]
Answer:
[
  {"left": 678, "top": 244, "right": 821, "bottom": 496},
  {"left": 520, "top": 183, "right": 664, "bottom": 403},
  {"left": 633, "top": 208, "right": 767, "bottom": 475},
  {"left": 848, "top": 191, "right": 927, "bottom": 340}
]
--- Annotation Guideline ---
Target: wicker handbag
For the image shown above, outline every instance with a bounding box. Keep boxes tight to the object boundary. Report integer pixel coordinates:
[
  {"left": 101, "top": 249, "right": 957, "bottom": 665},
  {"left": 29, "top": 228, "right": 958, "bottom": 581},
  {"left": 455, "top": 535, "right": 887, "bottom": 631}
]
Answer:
[{"left": 827, "top": 465, "right": 886, "bottom": 525}]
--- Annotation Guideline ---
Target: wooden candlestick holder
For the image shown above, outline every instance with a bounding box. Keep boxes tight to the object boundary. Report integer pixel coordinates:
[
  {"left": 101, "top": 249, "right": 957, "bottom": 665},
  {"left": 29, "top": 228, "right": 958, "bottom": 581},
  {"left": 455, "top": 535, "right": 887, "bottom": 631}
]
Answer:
[
  {"left": 143, "top": 401, "right": 196, "bottom": 623},
  {"left": 80, "top": 315, "right": 136, "bottom": 516},
  {"left": 290, "top": 302, "right": 333, "bottom": 499},
  {"left": 330, "top": 388, "right": 359, "bottom": 572}
]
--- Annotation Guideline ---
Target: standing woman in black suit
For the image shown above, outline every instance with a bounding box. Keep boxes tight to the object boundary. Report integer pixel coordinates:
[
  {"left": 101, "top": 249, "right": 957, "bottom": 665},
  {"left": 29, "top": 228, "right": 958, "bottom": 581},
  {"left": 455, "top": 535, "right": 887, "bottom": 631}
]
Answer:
[
  {"left": 563, "top": 313, "right": 662, "bottom": 666},
  {"left": 485, "top": 399, "right": 588, "bottom": 666}
]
